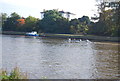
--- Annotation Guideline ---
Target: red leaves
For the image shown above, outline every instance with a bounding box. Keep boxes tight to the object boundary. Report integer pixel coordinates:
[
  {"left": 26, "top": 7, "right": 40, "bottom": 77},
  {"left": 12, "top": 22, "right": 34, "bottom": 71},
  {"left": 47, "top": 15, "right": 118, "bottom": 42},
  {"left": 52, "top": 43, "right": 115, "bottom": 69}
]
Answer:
[{"left": 17, "top": 19, "right": 25, "bottom": 26}]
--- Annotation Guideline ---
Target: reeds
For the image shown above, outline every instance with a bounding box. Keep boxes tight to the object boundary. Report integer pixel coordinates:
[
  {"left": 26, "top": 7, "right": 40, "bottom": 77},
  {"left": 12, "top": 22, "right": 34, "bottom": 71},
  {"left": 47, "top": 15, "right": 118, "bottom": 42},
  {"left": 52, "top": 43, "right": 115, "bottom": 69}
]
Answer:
[{"left": 0, "top": 67, "right": 28, "bottom": 80}]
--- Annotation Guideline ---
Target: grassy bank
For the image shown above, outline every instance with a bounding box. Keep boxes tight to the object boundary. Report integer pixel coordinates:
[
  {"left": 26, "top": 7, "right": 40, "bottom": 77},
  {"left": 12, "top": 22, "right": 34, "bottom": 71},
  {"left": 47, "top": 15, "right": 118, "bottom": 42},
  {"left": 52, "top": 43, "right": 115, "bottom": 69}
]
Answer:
[
  {"left": 2, "top": 31, "right": 120, "bottom": 42},
  {"left": 39, "top": 33, "right": 120, "bottom": 42}
]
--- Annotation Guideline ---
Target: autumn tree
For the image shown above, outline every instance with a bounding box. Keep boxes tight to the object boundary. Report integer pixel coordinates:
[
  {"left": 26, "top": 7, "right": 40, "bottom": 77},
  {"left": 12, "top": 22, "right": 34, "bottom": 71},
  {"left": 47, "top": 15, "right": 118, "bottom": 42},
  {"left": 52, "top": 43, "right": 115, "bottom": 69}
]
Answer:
[{"left": 17, "top": 18, "right": 25, "bottom": 26}]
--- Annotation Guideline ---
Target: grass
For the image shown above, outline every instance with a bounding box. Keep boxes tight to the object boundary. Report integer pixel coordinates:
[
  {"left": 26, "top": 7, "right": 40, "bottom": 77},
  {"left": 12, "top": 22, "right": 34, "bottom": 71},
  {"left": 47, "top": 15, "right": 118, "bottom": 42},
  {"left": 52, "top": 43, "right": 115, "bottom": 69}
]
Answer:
[{"left": 0, "top": 67, "right": 28, "bottom": 80}]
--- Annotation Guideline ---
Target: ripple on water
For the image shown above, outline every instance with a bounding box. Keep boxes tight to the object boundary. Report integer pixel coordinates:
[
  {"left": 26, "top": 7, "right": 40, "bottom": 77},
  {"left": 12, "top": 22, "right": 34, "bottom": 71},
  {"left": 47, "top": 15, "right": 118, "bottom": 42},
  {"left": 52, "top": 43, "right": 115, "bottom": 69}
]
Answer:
[{"left": 2, "top": 35, "right": 120, "bottom": 79}]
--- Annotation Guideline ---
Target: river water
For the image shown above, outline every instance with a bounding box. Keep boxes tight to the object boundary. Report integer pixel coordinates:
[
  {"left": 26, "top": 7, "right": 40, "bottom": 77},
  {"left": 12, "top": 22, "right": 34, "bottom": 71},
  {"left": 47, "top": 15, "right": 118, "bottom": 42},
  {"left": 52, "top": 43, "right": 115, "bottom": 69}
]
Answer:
[{"left": 1, "top": 34, "right": 120, "bottom": 79}]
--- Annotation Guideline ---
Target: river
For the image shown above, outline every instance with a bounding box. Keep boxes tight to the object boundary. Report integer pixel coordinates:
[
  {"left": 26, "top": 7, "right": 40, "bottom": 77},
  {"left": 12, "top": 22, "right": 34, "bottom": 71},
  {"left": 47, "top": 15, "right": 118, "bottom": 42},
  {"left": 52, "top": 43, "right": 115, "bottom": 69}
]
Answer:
[{"left": 1, "top": 34, "right": 120, "bottom": 79}]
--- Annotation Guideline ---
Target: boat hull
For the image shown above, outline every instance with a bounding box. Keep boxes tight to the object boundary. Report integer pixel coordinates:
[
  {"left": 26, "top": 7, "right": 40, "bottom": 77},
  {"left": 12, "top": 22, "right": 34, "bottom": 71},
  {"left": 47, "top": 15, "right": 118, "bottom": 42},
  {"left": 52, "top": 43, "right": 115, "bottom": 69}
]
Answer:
[{"left": 26, "top": 34, "right": 39, "bottom": 36}]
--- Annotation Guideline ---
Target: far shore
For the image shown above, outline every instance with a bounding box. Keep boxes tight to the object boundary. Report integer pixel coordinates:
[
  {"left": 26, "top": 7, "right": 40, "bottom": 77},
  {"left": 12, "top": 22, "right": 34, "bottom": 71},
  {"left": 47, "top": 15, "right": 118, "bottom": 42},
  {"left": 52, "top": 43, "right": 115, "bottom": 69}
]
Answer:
[{"left": 1, "top": 31, "right": 120, "bottom": 42}]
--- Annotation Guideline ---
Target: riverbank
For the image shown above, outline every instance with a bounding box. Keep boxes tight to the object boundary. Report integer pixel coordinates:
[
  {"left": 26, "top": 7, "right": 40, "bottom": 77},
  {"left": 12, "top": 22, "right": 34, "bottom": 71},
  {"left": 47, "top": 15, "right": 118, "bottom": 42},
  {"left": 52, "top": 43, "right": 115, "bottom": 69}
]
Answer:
[{"left": 2, "top": 31, "right": 120, "bottom": 42}]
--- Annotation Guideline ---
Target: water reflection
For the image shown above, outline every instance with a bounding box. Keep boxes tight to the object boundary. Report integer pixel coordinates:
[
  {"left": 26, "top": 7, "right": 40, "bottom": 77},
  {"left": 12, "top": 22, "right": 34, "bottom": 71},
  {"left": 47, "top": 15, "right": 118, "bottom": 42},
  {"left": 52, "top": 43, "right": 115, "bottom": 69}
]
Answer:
[
  {"left": 2, "top": 35, "right": 120, "bottom": 79},
  {"left": 93, "top": 42, "right": 119, "bottom": 79}
]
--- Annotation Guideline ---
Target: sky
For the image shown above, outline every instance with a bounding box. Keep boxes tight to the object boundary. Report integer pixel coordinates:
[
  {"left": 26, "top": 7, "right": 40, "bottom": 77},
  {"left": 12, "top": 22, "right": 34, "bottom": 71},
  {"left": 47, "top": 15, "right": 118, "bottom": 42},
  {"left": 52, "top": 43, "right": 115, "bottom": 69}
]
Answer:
[{"left": 0, "top": 0, "right": 98, "bottom": 19}]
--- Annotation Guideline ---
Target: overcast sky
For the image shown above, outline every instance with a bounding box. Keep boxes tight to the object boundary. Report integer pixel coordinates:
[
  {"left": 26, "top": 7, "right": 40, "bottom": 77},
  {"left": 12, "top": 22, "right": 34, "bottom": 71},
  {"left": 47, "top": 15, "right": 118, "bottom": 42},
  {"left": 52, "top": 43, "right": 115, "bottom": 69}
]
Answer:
[{"left": 0, "top": 0, "right": 98, "bottom": 19}]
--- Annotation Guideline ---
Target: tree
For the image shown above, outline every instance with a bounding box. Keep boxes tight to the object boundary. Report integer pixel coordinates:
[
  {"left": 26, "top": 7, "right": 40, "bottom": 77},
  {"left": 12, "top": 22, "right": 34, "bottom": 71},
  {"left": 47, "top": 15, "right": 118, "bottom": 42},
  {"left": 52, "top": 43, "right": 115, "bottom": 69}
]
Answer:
[
  {"left": 17, "top": 18, "right": 25, "bottom": 26},
  {"left": 70, "top": 19, "right": 80, "bottom": 33},
  {"left": 1, "top": 13, "right": 7, "bottom": 25},
  {"left": 18, "top": 16, "right": 39, "bottom": 32},
  {"left": 2, "top": 12, "right": 40, "bottom": 32},
  {"left": 3, "top": 12, "right": 21, "bottom": 31},
  {"left": 111, "top": 1, "right": 120, "bottom": 36},
  {"left": 10, "top": 12, "right": 20, "bottom": 19},
  {"left": 90, "top": 0, "right": 120, "bottom": 36},
  {"left": 39, "top": 9, "right": 70, "bottom": 33},
  {"left": 78, "top": 16, "right": 90, "bottom": 25},
  {"left": 70, "top": 16, "right": 90, "bottom": 34}
]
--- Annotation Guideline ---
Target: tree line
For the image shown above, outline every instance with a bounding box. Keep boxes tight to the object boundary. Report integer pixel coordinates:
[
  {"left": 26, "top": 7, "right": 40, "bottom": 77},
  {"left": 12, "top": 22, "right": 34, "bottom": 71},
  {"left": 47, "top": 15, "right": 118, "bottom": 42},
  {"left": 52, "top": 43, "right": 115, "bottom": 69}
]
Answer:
[{"left": 1, "top": 1, "right": 120, "bottom": 36}]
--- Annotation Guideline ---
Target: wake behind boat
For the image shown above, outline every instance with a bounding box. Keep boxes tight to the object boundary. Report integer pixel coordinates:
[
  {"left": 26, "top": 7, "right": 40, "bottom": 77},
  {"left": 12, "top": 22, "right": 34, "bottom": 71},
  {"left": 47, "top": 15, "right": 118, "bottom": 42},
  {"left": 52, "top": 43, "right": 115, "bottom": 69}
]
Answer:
[{"left": 26, "top": 31, "right": 39, "bottom": 36}]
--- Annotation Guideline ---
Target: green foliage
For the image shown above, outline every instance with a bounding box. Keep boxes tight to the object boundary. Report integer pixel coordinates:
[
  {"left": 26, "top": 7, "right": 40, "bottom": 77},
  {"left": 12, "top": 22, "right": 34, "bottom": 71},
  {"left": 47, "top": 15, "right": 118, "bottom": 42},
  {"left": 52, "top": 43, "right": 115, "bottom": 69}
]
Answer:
[
  {"left": 18, "top": 16, "right": 39, "bottom": 32},
  {"left": 24, "top": 16, "right": 39, "bottom": 32},
  {"left": 0, "top": 67, "right": 28, "bottom": 80},
  {"left": 39, "top": 9, "right": 70, "bottom": 33},
  {"left": 1, "top": 13, "right": 7, "bottom": 25},
  {"left": 2, "top": 6, "right": 120, "bottom": 37},
  {"left": 70, "top": 19, "right": 79, "bottom": 33},
  {"left": 2, "top": 12, "right": 40, "bottom": 32},
  {"left": 78, "top": 16, "right": 90, "bottom": 25},
  {"left": 44, "top": 9, "right": 63, "bottom": 19},
  {"left": 89, "top": 1, "right": 120, "bottom": 37},
  {"left": 2, "top": 12, "right": 21, "bottom": 31},
  {"left": 69, "top": 16, "right": 90, "bottom": 34}
]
